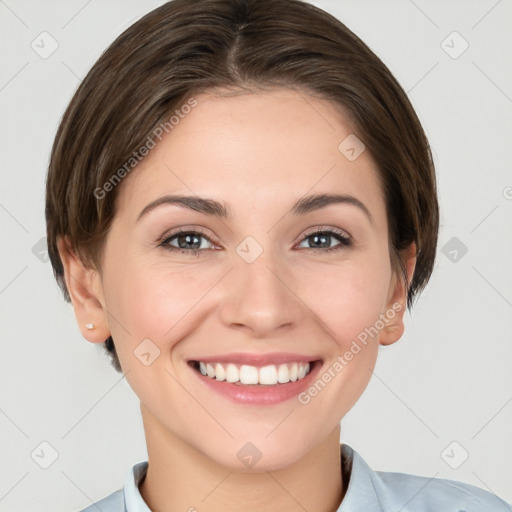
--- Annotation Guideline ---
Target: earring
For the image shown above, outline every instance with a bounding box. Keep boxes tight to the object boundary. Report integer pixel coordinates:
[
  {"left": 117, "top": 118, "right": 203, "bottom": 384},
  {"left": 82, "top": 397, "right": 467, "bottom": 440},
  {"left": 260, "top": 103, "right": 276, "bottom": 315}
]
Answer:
[{"left": 85, "top": 323, "right": 95, "bottom": 330}]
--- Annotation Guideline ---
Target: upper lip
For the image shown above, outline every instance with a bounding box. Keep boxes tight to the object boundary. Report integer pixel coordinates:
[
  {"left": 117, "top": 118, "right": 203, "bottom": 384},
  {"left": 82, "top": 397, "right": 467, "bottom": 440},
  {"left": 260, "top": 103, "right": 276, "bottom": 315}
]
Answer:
[{"left": 188, "top": 352, "right": 322, "bottom": 367}]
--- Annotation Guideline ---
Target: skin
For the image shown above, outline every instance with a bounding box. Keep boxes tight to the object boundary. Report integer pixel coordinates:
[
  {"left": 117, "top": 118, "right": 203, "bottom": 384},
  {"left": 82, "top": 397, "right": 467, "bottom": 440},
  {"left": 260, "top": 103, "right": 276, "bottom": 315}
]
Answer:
[{"left": 59, "top": 88, "right": 416, "bottom": 512}]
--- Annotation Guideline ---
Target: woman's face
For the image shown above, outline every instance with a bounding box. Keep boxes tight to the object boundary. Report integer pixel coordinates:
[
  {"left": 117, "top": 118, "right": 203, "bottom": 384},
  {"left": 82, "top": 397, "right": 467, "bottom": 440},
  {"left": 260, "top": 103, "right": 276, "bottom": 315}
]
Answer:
[{"left": 79, "top": 88, "right": 409, "bottom": 470}]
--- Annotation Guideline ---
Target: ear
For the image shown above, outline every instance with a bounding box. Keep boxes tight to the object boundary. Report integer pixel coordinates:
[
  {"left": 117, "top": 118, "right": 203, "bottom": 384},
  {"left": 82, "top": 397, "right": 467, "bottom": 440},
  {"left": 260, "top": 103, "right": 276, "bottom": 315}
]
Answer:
[
  {"left": 379, "top": 242, "right": 417, "bottom": 346},
  {"left": 57, "top": 236, "right": 110, "bottom": 343}
]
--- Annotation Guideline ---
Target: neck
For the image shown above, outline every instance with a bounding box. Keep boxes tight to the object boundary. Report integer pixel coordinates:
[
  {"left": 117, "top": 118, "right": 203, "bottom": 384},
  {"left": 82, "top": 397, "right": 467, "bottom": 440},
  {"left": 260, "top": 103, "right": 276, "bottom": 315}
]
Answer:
[{"left": 138, "top": 404, "right": 345, "bottom": 512}]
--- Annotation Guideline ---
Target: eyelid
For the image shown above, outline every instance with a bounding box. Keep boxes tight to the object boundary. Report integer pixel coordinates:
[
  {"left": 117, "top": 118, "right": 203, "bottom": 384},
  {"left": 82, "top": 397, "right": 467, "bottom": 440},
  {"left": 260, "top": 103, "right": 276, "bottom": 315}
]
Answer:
[
  {"left": 302, "top": 225, "right": 350, "bottom": 236},
  {"left": 158, "top": 225, "right": 218, "bottom": 246},
  {"left": 299, "top": 225, "right": 352, "bottom": 242}
]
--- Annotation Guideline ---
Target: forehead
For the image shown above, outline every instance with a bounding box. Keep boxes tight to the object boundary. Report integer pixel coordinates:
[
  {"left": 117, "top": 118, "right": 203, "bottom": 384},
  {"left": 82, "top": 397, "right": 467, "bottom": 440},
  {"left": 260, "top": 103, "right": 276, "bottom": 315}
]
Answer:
[{"left": 115, "top": 88, "right": 386, "bottom": 224}]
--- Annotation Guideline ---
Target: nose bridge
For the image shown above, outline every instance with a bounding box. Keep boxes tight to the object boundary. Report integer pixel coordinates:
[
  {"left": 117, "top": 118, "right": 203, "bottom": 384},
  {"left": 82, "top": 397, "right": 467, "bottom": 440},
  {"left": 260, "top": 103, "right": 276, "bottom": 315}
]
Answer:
[{"left": 218, "top": 237, "right": 301, "bottom": 336}]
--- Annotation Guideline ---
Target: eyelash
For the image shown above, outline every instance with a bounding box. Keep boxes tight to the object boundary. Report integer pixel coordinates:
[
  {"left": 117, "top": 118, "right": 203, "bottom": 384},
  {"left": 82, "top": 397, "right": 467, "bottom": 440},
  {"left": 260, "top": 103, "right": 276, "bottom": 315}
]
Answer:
[{"left": 158, "top": 226, "right": 352, "bottom": 256}]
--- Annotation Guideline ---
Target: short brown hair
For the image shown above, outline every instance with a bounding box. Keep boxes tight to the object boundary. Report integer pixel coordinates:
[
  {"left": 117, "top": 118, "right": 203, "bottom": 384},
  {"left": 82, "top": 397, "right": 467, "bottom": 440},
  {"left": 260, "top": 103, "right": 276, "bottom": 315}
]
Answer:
[{"left": 46, "top": 0, "right": 439, "bottom": 373}]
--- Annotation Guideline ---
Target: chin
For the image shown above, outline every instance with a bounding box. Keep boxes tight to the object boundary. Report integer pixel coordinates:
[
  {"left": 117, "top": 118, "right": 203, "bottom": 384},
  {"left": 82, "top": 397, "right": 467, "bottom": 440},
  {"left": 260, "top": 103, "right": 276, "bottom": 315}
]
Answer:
[{"left": 200, "top": 435, "right": 314, "bottom": 473}]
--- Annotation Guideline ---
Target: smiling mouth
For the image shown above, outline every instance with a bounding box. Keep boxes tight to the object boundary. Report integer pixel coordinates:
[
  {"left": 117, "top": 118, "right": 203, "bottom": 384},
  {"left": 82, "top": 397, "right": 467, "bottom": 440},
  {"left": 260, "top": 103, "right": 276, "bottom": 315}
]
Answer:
[{"left": 188, "top": 360, "right": 321, "bottom": 386}]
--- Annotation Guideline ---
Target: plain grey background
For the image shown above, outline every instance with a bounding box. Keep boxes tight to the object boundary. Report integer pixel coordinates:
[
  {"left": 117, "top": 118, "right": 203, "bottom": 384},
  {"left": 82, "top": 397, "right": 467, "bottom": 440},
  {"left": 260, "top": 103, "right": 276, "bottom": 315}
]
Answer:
[{"left": 1, "top": 0, "right": 511, "bottom": 510}]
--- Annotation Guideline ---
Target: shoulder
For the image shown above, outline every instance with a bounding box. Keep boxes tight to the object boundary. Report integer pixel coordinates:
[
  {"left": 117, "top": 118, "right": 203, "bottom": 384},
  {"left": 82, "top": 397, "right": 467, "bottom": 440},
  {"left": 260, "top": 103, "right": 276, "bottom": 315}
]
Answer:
[
  {"left": 74, "top": 460, "right": 149, "bottom": 512},
  {"left": 76, "top": 488, "right": 124, "bottom": 512},
  {"left": 375, "top": 470, "right": 511, "bottom": 511},
  {"left": 341, "top": 444, "right": 511, "bottom": 511}
]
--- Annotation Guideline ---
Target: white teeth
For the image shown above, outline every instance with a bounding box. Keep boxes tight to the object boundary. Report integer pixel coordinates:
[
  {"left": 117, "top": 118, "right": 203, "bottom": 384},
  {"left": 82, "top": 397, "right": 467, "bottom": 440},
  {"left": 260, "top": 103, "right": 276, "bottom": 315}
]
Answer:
[
  {"left": 195, "top": 361, "right": 312, "bottom": 385},
  {"left": 277, "top": 364, "right": 289, "bottom": 383},
  {"left": 214, "top": 363, "right": 225, "bottom": 381},
  {"left": 259, "top": 365, "right": 278, "bottom": 385},
  {"left": 225, "top": 363, "right": 239, "bottom": 383},
  {"left": 240, "top": 365, "right": 259, "bottom": 384},
  {"left": 206, "top": 363, "right": 215, "bottom": 378},
  {"left": 289, "top": 363, "right": 298, "bottom": 382}
]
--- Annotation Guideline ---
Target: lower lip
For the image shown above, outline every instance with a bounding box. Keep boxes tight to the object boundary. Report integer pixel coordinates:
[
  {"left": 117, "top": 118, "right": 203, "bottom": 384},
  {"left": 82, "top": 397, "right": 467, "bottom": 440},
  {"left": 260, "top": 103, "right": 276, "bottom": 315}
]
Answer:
[{"left": 189, "top": 361, "right": 323, "bottom": 406}]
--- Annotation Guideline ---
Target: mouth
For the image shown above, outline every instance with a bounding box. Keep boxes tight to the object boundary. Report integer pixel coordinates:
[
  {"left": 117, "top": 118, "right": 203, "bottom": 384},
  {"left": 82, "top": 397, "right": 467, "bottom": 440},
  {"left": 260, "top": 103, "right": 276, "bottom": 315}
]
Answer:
[
  {"left": 187, "top": 359, "right": 319, "bottom": 386},
  {"left": 186, "top": 352, "right": 324, "bottom": 405}
]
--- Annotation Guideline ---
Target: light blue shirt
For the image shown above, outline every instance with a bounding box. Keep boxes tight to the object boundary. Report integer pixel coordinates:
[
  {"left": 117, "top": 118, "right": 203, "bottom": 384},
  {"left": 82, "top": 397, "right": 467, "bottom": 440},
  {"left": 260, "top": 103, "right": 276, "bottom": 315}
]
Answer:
[{"left": 78, "top": 444, "right": 511, "bottom": 511}]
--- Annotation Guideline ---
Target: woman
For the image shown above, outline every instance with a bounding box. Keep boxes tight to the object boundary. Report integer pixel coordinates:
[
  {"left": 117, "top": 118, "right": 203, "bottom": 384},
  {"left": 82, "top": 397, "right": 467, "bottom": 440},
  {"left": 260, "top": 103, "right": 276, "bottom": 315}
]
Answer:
[{"left": 45, "top": 0, "right": 509, "bottom": 510}]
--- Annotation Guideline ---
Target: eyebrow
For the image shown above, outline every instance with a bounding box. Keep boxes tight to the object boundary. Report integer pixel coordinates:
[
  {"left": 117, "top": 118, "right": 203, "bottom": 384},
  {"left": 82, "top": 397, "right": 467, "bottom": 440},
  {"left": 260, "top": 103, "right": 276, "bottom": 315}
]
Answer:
[{"left": 137, "top": 193, "right": 373, "bottom": 224}]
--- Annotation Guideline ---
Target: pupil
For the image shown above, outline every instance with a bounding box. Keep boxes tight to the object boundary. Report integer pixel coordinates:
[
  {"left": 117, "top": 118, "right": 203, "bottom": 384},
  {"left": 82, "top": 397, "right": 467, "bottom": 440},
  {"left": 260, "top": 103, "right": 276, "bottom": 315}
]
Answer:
[
  {"left": 179, "top": 234, "right": 200, "bottom": 249},
  {"left": 311, "top": 233, "right": 329, "bottom": 248}
]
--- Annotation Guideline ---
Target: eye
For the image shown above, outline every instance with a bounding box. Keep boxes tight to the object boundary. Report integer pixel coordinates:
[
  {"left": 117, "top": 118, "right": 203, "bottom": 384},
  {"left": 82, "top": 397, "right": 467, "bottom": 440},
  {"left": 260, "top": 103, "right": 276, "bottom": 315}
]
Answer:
[
  {"left": 158, "top": 226, "right": 352, "bottom": 256},
  {"left": 159, "top": 228, "right": 215, "bottom": 256},
  {"left": 297, "top": 227, "right": 352, "bottom": 253}
]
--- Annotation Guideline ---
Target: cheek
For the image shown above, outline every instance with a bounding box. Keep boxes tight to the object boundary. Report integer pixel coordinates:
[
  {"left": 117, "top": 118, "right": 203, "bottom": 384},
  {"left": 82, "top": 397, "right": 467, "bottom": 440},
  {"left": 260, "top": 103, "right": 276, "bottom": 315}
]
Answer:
[
  {"left": 101, "top": 253, "right": 220, "bottom": 355},
  {"left": 302, "top": 257, "right": 391, "bottom": 345},
  {"left": 294, "top": 261, "right": 390, "bottom": 418}
]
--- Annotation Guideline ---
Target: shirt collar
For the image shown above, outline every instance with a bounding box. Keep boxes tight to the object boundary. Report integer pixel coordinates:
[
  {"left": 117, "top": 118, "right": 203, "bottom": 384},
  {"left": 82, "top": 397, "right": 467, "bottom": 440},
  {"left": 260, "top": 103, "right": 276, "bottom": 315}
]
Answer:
[
  {"left": 338, "top": 444, "right": 388, "bottom": 511},
  {"left": 123, "top": 444, "right": 381, "bottom": 512},
  {"left": 123, "top": 460, "right": 151, "bottom": 512}
]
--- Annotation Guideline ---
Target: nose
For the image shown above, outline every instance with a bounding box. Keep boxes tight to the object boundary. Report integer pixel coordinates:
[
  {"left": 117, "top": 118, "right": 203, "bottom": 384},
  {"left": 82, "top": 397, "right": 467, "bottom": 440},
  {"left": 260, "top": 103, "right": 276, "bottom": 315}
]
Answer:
[{"left": 218, "top": 248, "right": 303, "bottom": 338}]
